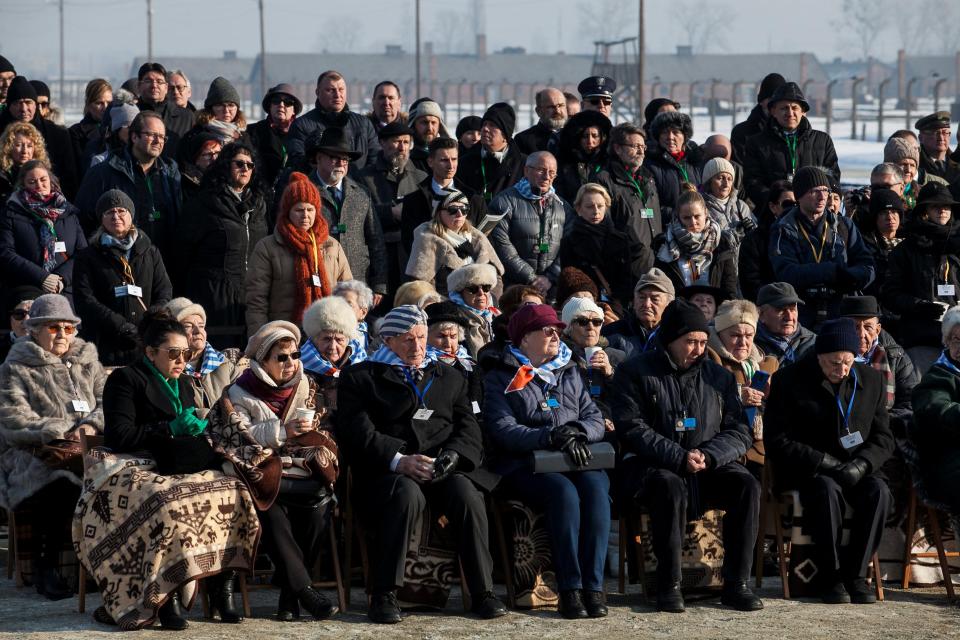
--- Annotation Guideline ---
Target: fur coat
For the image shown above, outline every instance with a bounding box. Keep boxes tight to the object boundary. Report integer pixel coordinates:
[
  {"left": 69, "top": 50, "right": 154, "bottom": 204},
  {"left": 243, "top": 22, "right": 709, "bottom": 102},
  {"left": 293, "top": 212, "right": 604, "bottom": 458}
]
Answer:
[
  {"left": 405, "top": 222, "right": 504, "bottom": 296},
  {"left": 0, "top": 337, "right": 106, "bottom": 509}
]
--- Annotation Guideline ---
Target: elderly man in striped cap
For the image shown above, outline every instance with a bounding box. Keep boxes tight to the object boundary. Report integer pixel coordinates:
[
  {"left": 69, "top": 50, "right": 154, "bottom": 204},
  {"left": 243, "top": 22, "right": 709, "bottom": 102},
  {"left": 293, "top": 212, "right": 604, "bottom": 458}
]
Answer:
[{"left": 337, "top": 305, "right": 507, "bottom": 624}]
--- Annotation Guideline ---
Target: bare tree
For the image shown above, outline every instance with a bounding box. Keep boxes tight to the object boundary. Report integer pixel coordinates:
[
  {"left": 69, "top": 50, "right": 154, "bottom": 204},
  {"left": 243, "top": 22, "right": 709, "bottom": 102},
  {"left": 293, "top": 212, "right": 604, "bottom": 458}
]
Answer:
[
  {"left": 578, "top": 0, "right": 632, "bottom": 43},
  {"left": 674, "top": 1, "right": 736, "bottom": 53},
  {"left": 928, "top": 1, "right": 960, "bottom": 55},
  {"left": 835, "top": 0, "right": 889, "bottom": 60},
  {"left": 432, "top": 10, "right": 471, "bottom": 54},
  {"left": 316, "top": 16, "right": 363, "bottom": 53},
  {"left": 891, "top": 0, "right": 926, "bottom": 55}
]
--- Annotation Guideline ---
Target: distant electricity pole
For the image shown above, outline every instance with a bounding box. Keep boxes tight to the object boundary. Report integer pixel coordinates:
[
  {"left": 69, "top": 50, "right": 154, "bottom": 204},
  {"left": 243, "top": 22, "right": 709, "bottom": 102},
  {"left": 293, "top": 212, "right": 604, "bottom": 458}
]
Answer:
[
  {"left": 415, "top": 0, "right": 421, "bottom": 98},
  {"left": 637, "top": 0, "right": 644, "bottom": 121},
  {"left": 258, "top": 0, "right": 267, "bottom": 95},
  {"left": 59, "top": 0, "right": 64, "bottom": 104},
  {"left": 146, "top": 0, "right": 154, "bottom": 60}
]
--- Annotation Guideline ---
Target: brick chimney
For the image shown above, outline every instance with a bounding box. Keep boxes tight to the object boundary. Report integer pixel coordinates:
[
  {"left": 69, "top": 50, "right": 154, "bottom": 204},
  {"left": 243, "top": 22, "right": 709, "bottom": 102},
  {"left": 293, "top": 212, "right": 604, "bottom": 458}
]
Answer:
[
  {"left": 476, "top": 33, "right": 487, "bottom": 60},
  {"left": 898, "top": 49, "right": 906, "bottom": 100}
]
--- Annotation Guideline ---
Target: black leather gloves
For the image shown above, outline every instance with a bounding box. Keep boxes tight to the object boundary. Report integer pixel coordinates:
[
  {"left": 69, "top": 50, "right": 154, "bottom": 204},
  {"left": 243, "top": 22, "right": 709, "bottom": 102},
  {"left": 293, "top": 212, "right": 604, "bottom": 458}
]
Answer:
[
  {"left": 819, "top": 452, "right": 842, "bottom": 473},
  {"left": 550, "top": 423, "right": 592, "bottom": 468},
  {"left": 548, "top": 424, "right": 582, "bottom": 450},
  {"left": 915, "top": 301, "right": 948, "bottom": 321},
  {"left": 833, "top": 457, "right": 870, "bottom": 489},
  {"left": 432, "top": 449, "right": 459, "bottom": 482}
]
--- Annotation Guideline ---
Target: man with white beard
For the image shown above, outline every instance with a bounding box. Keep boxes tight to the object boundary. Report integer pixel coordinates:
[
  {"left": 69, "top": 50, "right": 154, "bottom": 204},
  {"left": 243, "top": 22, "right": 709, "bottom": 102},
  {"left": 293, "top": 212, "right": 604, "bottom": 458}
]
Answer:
[
  {"left": 515, "top": 87, "right": 568, "bottom": 154},
  {"left": 307, "top": 127, "right": 388, "bottom": 305}
]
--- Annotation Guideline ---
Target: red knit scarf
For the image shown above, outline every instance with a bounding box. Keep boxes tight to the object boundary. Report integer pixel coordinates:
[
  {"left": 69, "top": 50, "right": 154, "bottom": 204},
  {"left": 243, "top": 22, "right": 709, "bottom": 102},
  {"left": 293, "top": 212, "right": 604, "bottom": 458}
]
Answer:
[
  {"left": 235, "top": 368, "right": 296, "bottom": 417},
  {"left": 276, "top": 214, "right": 332, "bottom": 324},
  {"left": 670, "top": 150, "right": 686, "bottom": 162}
]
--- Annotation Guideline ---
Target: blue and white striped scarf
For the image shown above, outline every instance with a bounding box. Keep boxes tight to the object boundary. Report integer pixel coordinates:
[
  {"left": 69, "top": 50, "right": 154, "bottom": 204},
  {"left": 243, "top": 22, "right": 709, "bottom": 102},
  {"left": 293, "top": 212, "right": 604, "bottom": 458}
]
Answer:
[
  {"left": 357, "top": 321, "right": 369, "bottom": 352},
  {"left": 936, "top": 350, "right": 960, "bottom": 376},
  {"left": 301, "top": 337, "right": 367, "bottom": 377},
  {"left": 449, "top": 290, "right": 497, "bottom": 326},
  {"left": 185, "top": 342, "right": 226, "bottom": 377},
  {"left": 513, "top": 177, "right": 557, "bottom": 202},
  {"left": 368, "top": 344, "right": 432, "bottom": 379},
  {"left": 505, "top": 342, "right": 572, "bottom": 391},
  {"left": 427, "top": 344, "right": 475, "bottom": 371}
]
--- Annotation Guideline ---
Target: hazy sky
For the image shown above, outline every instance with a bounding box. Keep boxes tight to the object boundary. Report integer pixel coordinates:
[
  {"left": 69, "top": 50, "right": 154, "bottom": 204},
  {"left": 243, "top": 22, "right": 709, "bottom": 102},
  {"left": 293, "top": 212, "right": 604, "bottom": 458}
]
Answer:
[{"left": 0, "top": 0, "right": 947, "bottom": 81}]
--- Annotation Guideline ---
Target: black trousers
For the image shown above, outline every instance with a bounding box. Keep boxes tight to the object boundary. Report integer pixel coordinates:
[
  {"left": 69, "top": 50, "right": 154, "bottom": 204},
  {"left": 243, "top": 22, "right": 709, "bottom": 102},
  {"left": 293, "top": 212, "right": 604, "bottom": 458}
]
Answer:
[
  {"left": 258, "top": 500, "right": 330, "bottom": 592},
  {"left": 639, "top": 462, "right": 760, "bottom": 583},
  {"left": 797, "top": 474, "right": 891, "bottom": 581},
  {"left": 27, "top": 478, "right": 81, "bottom": 565},
  {"left": 360, "top": 472, "right": 494, "bottom": 594}
]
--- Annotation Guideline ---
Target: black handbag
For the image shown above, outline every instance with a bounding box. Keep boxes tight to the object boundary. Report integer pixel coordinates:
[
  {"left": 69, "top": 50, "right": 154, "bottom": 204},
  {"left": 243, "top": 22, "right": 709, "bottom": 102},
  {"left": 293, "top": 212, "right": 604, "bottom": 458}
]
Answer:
[
  {"left": 531, "top": 442, "right": 616, "bottom": 473},
  {"left": 276, "top": 477, "right": 335, "bottom": 510}
]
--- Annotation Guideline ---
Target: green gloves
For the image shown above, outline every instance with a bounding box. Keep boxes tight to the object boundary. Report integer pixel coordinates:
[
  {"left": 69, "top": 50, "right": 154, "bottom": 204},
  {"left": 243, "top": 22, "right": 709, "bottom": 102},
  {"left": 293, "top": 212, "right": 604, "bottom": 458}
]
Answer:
[{"left": 169, "top": 407, "right": 208, "bottom": 437}]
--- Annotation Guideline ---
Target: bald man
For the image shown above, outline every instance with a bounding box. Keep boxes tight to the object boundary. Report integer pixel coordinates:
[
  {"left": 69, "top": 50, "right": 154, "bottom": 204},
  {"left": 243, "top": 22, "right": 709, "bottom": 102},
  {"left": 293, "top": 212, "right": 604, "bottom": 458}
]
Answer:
[{"left": 515, "top": 87, "right": 567, "bottom": 154}]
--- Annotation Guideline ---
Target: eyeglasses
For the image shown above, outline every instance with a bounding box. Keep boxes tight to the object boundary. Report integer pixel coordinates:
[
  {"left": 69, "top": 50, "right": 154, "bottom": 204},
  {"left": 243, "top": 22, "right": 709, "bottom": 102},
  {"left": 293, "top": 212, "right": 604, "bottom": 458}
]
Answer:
[
  {"left": 778, "top": 199, "right": 796, "bottom": 208},
  {"left": 232, "top": 159, "right": 255, "bottom": 170},
  {"left": 162, "top": 347, "right": 190, "bottom": 361},
  {"left": 529, "top": 166, "right": 557, "bottom": 178},
  {"left": 619, "top": 143, "right": 646, "bottom": 152},
  {"left": 169, "top": 84, "right": 189, "bottom": 93},
  {"left": 274, "top": 350, "right": 302, "bottom": 363},
  {"left": 327, "top": 156, "right": 350, "bottom": 165},
  {"left": 45, "top": 324, "right": 76, "bottom": 335},
  {"left": 10, "top": 310, "right": 29, "bottom": 320},
  {"left": 573, "top": 318, "right": 603, "bottom": 328},
  {"left": 270, "top": 97, "right": 296, "bottom": 107},
  {"left": 137, "top": 131, "right": 167, "bottom": 142},
  {"left": 463, "top": 284, "right": 492, "bottom": 294},
  {"left": 444, "top": 205, "right": 468, "bottom": 216},
  {"left": 141, "top": 78, "right": 167, "bottom": 86},
  {"left": 540, "top": 326, "right": 561, "bottom": 338},
  {"left": 589, "top": 98, "right": 612, "bottom": 106}
]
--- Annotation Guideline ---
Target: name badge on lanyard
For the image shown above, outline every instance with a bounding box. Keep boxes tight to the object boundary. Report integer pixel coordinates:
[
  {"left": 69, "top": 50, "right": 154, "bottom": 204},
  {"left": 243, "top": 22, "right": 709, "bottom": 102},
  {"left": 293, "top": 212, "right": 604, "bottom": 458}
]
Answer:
[
  {"left": 836, "top": 368, "right": 861, "bottom": 449},
  {"left": 938, "top": 284, "right": 955, "bottom": 297},
  {"left": 405, "top": 369, "right": 435, "bottom": 421},
  {"left": 312, "top": 274, "right": 322, "bottom": 287},
  {"left": 72, "top": 399, "right": 90, "bottom": 413},
  {"left": 54, "top": 241, "right": 67, "bottom": 254}
]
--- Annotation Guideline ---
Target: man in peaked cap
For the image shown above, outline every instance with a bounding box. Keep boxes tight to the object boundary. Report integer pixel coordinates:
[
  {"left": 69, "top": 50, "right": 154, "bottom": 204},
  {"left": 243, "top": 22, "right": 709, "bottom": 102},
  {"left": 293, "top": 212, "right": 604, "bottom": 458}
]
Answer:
[
  {"left": 915, "top": 111, "right": 960, "bottom": 184},
  {"left": 578, "top": 75, "right": 616, "bottom": 119}
]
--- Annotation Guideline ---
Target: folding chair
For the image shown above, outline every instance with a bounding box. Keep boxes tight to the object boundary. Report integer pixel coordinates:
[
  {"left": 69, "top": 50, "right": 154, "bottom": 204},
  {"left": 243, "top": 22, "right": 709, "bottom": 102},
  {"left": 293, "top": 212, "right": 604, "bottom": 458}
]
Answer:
[{"left": 901, "top": 483, "right": 959, "bottom": 601}]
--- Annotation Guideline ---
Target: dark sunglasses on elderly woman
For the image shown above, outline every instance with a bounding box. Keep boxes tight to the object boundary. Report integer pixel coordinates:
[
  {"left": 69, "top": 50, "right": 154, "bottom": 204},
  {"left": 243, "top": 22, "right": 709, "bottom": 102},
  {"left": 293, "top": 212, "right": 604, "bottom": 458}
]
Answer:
[
  {"left": 573, "top": 318, "right": 603, "bottom": 328},
  {"left": 11, "top": 309, "right": 29, "bottom": 320},
  {"left": 464, "top": 284, "right": 492, "bottom": 294},
  {"left": 270, "top": 97, "right": 296, "bottom": 107},
  {"left": 275, "top": 350, "right": 302, "bottom": 363}
]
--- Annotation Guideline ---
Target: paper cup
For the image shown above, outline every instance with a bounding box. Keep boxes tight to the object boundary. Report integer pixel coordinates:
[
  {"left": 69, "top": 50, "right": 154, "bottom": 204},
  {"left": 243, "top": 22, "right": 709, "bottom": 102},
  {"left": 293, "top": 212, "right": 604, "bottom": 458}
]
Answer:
[
  {"left": 584, "top": 346, "right": 601, "bottom": 363},
  {"left": 295, "top": 407, "right": 316, "bottom": 423}
]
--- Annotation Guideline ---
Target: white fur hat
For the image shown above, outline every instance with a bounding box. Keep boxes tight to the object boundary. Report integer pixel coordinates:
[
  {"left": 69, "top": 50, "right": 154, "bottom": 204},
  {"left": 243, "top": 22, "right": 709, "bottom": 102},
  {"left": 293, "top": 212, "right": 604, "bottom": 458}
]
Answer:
[
  {"left": 302, "top": 296, "right": 359, "bottom": 341},
  {"left": 164, "top": 297, "right": 206, "bottom": 323},
  {"left": 447, "top": 263, "right": 498, "bottom": 294}
]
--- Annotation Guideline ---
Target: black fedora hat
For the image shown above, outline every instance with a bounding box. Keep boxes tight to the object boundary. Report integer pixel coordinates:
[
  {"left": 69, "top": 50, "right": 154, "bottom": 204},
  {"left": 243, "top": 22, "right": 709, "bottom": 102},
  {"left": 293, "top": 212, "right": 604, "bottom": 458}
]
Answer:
[
  {"left": 678, "top": 284, "right": 727, "bottom": 305},
  {"left": 305, "top": 127, "right": 361, "bottom": 160},
  {"left": 425, "top": 300, "right": 469, "bottom": 328},
  {"left": 915, "top": 182, "right": 959, "bottom": 212},
  {"left": 839, "top": 295, "right": 881, "bottom": 319}
]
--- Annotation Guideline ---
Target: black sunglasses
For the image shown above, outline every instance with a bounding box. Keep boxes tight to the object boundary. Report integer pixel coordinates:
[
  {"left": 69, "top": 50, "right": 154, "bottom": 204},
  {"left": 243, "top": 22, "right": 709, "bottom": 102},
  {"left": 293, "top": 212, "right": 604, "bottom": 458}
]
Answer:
[
  {"left": 232, "top": 159, "right": 255, "bottom": 170},
  {"left": 778, "top": 199, "right": 796, "bottom": 208},
  {"left": 271, "top": 97, "right": 296, "bottom": 107},
  {"left": 573, "top": 318, "right": 603, "bottom": 328},
  {"left": 589, "top": 97, "right": 612, "bottom": 106},
  {"left": 464, "top": 284, "right": 492, "bottom": 294},
  {"left": 10, "top": 309, "right": 29, "bottom": 320},
  {"left": 275, "top": 350, "right": 302, "bottom": 363}
]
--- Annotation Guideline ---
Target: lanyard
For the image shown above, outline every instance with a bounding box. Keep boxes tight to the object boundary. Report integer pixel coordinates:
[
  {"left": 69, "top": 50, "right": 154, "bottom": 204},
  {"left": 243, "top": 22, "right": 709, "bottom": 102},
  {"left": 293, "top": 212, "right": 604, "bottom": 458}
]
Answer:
[
  {"left": 835, "top": 368, "right": 857, "bottom": 433},
  {"left": 625, "top": 168, "right": 646, "bottom": 201},
  {"left": 309, "top": 231, "right": 320, "bottom": 280},
  {"left": 280, "top": 143, "right": 287, "bottom": 169},
  {"left": 785, "top": 134, "right": 798, "bottom": 174},
  {"left": 677, "top": 162, "right": 689, "bottom": 183},
  {"left": 403, "top": 369, "right": 435, "bottom": 408},
  {"left": 942, "top": 260, "right": 950, "bottom": 284},
  {"left": 480, "top": 160, "right": 491, "bottom": 202},
  {"left": 798, "top": 220, "right": 829, "bottom": 263}
]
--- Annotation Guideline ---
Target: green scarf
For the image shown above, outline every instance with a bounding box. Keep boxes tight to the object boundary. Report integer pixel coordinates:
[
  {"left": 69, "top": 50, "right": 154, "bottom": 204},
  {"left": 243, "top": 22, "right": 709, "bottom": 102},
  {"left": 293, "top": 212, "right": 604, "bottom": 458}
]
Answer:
[{"left": 142, "top": 357, "right": 207, "bottom": 436}]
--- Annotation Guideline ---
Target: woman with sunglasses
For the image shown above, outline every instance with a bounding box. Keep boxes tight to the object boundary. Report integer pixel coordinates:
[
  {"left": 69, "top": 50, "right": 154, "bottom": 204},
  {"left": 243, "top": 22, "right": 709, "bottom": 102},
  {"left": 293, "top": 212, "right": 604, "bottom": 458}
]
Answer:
[
  {"left": 405, "top": 189, "right": 504, "bottom": 297},
  {"left": 247, "top": 83, "right": 302, "bottom": 188},
  {"left": 553, "top": 110, "right": 611, "bottom": 204},
  {"left": 0, "top": 293, "right": 106, "bottom": 601},
  {"left": 0, "top": 159, "right": 86, "bottom": 303},
  {"left": 482, "top": 303, "right": 609, "bottom": 619},
  {"left": 180, "top": 142, "right": 268, "bottom": 348},
  {"left": 213, "top": 320, "right": 340, "bottom": 621},
  {"left": 738, "top": 179, "right": 793, "bottom": 303},
  {"left": 94, "top": 308, "right": 259, "bottom": 629},
  {"left": 560, "top": 296, "right": 624, "bottom": 428},
  {"left": 445, "top": 263, "right": 501, "bottom": 356},
  {"left": 0, "top": 294, "right": 32, "bottom": 363}
]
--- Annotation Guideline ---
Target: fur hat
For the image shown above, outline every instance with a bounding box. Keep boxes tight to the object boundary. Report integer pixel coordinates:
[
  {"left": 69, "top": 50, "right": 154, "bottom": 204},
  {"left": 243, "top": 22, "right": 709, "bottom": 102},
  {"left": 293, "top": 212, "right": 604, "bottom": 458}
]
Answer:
[
  {"left": 164, "top": 297, "right": 206, "bottom": 323},
  {"left": 714, "top": 299, "right": 759, "bottom": 334},
  {"left": 302, "top": 296, "right": 359, "bottom": 341},
  {"left": 701, "top": 157, "right": 736, "bottom": 185},
  {"left": 482, "top": 102, "right": 516, "bottom": 139},
  {"left": 204, "top": 76, "right": 241, "bottom": 110},
  {"left": 245, "top": 320, "right": 301, "bottom": 362},
  {"left": 447, "top": 263, "right": 498, "bottom": 294},
  {"left": 556, "top": 266, "right": 599, "bottom": 305},
  {"left": 96, "top": 189, "right": 135, "bottom": 218},
  {"left": 650, "top": 110, "right": 693, "bottom": 142},
  {"left": 883, "top": 137, "right": 920, "bottom": 166},
  {"left": 24, "top": 294, "right": 80, "bottom": 328},
  {"left": 643, "top": 98, "right": 681, "bottom": 126},
  {"left": 394, "top": 280, "right": 438, "bottom": 308},
  {"left": 279, "top": 171, "right": 322, "bottom": 222}
]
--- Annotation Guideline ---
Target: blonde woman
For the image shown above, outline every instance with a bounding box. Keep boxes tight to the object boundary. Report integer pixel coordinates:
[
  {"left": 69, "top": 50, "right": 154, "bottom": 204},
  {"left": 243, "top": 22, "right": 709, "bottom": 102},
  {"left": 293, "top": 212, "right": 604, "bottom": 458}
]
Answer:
[{"left": 0, "top": 122, "right": 49, "bottom": 202}]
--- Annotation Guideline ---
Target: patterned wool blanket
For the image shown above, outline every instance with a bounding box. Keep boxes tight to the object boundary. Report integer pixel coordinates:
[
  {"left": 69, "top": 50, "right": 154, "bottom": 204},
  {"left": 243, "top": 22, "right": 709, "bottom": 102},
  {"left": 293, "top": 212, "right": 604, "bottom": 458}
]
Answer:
[{"left": 72, "top": 450, "right": 260, "bottom": 630}]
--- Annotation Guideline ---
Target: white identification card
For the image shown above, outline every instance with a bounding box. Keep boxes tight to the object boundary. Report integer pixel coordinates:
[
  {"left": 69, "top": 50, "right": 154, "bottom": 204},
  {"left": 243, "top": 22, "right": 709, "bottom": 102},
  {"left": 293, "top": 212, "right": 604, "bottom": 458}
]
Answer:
[
  {"left": 472, "top": 400, "right": 481, "bottom": 414},
  {"left": 311, "top": 274, "right": 322, "bottom": 287},
  {"left": 413, "top": 408, "right": 434, "bottom": 421},
  {"left": 641, "top": 208, "right": 655, "bottom": 219},
  {"left": 114, "top": 285, "right": 142, "bottom": 297},
  {"left": 938, "top": 284, "right": 955, "bottom": 297},
  {"left": 840, "top": 431, "right": 865, "bottom": 450},
  {"left": 54, "top": 241, "right": 67, "bottom": 253},
  {"left": 332, "top": 370, "right": 340, "bottom": 378},
  {"left": 72, "top": 399, "right": 90, "bottom": 413}
]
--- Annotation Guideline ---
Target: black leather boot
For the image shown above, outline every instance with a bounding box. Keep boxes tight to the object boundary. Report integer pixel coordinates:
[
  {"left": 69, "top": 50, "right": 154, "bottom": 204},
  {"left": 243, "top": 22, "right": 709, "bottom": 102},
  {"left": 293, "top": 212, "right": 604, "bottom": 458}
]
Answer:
[
  {"left": 209, "top": 571, "right": 244, "bottom": 623},
  {"left": 656, "top": 580, "right": 685, "bottom": 613},
  {"left": 158, "top": 592, "right": 189, "bottom": 630},
  {"left": 277, "top": 587, "right": 300, "bottom": 622},
  {"left": 368, "top": 590, "right": 401, "bottom": 624},
  {"left": 296, "top": 585, "right": 337, "bottom": 620},
  {"left": 557, "top": 589, "right": 588, "bottom": 619},
  {"left": 33, "top": 540, "right": 72, "bottom": 602},
  {"left": 720, "top": 581, "right": 764, "bottom": 611}
]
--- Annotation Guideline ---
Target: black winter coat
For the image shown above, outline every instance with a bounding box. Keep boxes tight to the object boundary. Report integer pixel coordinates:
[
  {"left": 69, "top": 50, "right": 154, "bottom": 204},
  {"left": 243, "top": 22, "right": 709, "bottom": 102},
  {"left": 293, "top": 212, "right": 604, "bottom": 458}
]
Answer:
[
  {"left": 514, "top": 121, "right": 555, "bottom": 155},
  {"left": 743, "top": 116, "right": 840, "bottom": 210},
  {"left": 136, "top": 97, "right": 196, "bottom": 159},
  {"left": 594, "top": 161, "right": 663, "bottom": 250},
  {"left": 285, "top": 105, "right": 380, "bottom": 171},
  {"left": 245, "top": 118, "right": 289, "bottom": 188},
  {"left": 560, "top": 215, "right": 651, "bottom": 306},
  {"left": 601, "top": 311, "right": 659, "bottom": 360},
  {"left": 0, "top": 192, "right": 86, "bottom": 299},
  {"left": 179, "top": 184, "right": 268, "bottom": 332},
  {"left": 730, "top": 104, "right": 766, "bottom": 165},
  {"left": 337, "top": 359, "right": 489, "bottom": 489},
  {"left": 652, "top": 232, "right": 739, "bottom": 300},
  {"left": 738, "top": 215, "right": 775, "bottom": 303},
  {"left": 0, "top": 111, "right": 79, "bottom": 200},
  {"left": 103, "top": 360, "right": 220, "bottom": 475},
  {"left": 356, "top": 154, "right": 427, "bottom": 236},
  {"left": 610, "top": 349, "right": 752, "bottom": 509},
  {"left": 68, "top": 114, "right": 101, "bottom": 178},
  {"left": 456, "top": 143, "right": 526, "bottom": 202},
  {"left": 881, "top": 219, "right": 960, "bottom": 348},
  {"left": 764, "top": 353, "right": 895, "bottom": 491},
  {"left": 72, "top": 230, "right": 172, "bottom": 366},
  {"left": 643, "top": 148, "right": 703, "bottom": 224}
]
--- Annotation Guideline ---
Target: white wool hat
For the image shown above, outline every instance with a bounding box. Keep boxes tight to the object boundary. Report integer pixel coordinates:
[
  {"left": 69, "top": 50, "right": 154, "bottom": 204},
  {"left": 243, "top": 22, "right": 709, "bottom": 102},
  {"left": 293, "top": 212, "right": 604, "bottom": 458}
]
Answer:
[
  {"left": 447, "top": 263, "right": 498, "bottom": 294},
  {"left": 302, "top": 296, "right": 359, "bottom": 341},
  {"left": 164, "top": 297, "right": 206, "bottom": 323},
  {"left": 561, "top": 296, "right": 604, "bottom": 329}
]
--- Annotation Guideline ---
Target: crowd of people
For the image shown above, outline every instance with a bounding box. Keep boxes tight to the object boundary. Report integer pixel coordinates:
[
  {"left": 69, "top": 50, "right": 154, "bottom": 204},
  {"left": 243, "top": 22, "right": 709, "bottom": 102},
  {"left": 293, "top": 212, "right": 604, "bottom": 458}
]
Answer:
[{"left": 1, "top": 51, "right": 960, "bottom": 629}]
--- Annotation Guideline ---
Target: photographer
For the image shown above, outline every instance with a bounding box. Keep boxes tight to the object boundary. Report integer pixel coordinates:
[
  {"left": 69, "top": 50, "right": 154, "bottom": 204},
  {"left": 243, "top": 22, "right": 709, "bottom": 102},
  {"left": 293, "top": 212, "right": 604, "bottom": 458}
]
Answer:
[{"left": 845, "top": 163, "right": 906, "bottom": 232}]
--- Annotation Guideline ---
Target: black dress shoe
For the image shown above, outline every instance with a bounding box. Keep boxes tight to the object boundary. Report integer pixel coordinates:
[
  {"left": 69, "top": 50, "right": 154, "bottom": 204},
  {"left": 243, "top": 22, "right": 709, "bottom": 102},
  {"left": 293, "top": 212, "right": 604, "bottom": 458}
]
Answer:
[
  {"left": 209, "top": 571, "right": 244, "bottom": 623},
  {"left": 821, "top": 581, "right": 851, "bottom": 604},
  {"left": 277, "top": 588, "right": 300, "bottom": 622},
  {"left": 158, "top": 593, "right": 189, "bottom": 630},
  {"left": 583, "top": 590, "right": 608, "bottom": 618},
  {"left": 558, "top": 589, "right": 588, "bottom": 619},
  {"left": 369, "top": 590, "right": 402, "bottom": 624},
  {"left": 720, "top": 581, "right": 764, "bottom": 611},
  {"left": 296, "top": 585, "right": 337, "bottom": 620},
  {"left": 471, "top": 591, "right": 508, "bottom": 619},
  {"left": 656, "top": 581, "right": 685, "bottom": 613},
  {"left": 846, "top": 578, "right": 878, "bottom": 604},
  {"left": 35, "top": 566, "right": 72, "bottom": 601}
]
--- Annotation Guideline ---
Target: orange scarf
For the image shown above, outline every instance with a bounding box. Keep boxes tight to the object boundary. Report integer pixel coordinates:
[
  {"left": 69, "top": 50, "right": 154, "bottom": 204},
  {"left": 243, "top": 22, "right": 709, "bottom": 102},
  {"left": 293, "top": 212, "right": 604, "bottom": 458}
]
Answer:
[{"left": 276, "top": 213, "right": 332, "bottom": 324}]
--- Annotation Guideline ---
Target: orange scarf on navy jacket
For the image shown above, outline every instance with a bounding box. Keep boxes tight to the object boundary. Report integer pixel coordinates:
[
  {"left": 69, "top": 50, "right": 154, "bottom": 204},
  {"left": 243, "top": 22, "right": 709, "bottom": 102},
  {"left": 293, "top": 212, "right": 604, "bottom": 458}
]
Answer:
[{"left": 276, "top": 214, "right": 332, "bottom": 325}]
